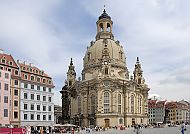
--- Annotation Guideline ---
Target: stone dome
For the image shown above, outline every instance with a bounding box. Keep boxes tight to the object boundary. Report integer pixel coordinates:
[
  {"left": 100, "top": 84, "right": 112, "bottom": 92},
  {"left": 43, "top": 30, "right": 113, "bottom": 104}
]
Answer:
[{"left": 83, "top": 38, "right": 126, "bottom": 68}]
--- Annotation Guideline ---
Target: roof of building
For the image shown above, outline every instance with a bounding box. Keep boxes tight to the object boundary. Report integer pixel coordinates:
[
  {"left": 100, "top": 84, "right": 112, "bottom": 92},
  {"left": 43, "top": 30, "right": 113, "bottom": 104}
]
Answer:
[
  {"left": 18, "top": 62, "right": 50, "bottom": 78},
  {"left": 0, "top": 53, "right": 19, "bottom": 69}
]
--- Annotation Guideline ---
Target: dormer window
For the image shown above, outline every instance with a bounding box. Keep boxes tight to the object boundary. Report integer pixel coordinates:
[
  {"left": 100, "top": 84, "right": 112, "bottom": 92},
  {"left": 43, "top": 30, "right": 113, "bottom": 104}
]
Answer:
[
  {"left": 10, "top": 61, "right": 13, "bottom": 66},
  {"left": 49, "top": 80, "right": 51, "bottom": 85},
  {"left": 2, "top": 59, "right": 5, "bottom": 63},
  {"left": 23, "top": 67, "right": 25, "bottom": 70}
]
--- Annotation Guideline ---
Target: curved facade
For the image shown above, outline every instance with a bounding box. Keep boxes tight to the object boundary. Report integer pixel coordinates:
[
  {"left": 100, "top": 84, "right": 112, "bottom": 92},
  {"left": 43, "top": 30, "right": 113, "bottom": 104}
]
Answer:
[{"left": 65, "top": 9, "right": 150, "bottom": 127}]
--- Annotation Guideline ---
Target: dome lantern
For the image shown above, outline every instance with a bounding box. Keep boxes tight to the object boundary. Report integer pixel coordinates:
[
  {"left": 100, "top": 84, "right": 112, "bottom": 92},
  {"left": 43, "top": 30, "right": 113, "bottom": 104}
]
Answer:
[{"left": 96, "top": 9, "right": 114, "bottom": 40}]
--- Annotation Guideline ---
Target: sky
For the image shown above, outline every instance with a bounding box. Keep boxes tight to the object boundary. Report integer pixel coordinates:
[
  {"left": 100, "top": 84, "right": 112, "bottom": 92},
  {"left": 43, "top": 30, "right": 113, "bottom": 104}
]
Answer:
[{"left": 0, "top": 0, "right": 190, "bottom": 106}]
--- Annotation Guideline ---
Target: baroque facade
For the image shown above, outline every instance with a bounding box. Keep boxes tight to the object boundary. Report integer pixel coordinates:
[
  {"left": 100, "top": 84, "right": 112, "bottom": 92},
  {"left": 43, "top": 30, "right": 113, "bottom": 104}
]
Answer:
[{"left": 62, "top": 10, "right": 150, "bottom": 127}]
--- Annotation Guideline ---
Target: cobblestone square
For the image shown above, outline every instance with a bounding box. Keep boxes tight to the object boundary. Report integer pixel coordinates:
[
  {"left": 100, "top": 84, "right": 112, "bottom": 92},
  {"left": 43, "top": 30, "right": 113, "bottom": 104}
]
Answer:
[{"left": 75, "top": 126, "right": 190, "bottom": 134}]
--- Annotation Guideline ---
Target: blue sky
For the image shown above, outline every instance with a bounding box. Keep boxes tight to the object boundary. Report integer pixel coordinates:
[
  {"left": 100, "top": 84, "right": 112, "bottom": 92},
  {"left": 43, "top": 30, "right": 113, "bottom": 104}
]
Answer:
[{"left": 0, "top": 0, "right": 190, "bottom": 106}]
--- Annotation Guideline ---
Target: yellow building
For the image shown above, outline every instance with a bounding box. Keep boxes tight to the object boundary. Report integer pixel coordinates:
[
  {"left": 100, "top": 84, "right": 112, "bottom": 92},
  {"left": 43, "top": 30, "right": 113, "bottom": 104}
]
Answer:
[{"left": 66, "top": 9, "right": 150, "bottom": 128}]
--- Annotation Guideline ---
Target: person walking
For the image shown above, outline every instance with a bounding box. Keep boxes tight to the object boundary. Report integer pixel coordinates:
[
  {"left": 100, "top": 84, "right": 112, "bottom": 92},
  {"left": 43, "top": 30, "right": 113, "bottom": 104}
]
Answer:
[{"left": 180, "top": 121, "right": 185, "bottom": 134}]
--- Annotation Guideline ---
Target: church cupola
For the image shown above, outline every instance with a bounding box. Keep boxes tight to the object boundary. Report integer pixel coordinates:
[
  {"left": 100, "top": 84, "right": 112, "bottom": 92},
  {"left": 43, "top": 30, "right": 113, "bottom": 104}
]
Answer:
[
  {"left": 133, "top": 57, "right": 144, "bottom": 84},
  {"left": 96, "top": 9, "right": 114, "bottom": 40},
  {"left": 67, "top": 58, "right": 76, "bottom": 87}
]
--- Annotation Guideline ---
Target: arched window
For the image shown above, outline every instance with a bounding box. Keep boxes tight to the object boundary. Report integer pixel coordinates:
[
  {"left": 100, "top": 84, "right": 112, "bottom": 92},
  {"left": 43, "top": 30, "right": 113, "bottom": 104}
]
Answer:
[
  {"left": 131, "top": 95, "right": 134, "bottom": 113},
  {"left": 91, "top": 95, "right": 95, "bottom": 114},
  {"left": 118, "top": 94, "right": 122, "bottom": 113},
  {"left": 104, "top": 92, "right": 109, "bottom": 113},
  {"left": 107, "top": 23, "right": 111, "bottom": 32},
  {"left": 99, "top": 23, "right": 103, "bottom": 32},
  {"left": 78, "top": 96, "right": 81, "bottom": 113},
  {"left": 139, "top": 96, "right": 142, "bottom": 114}
]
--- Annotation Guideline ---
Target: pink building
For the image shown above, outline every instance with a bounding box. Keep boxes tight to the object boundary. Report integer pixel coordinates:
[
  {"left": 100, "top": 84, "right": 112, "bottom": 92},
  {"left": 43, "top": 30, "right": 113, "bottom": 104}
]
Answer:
[{"left": 0, "top": 70, "right": 11, "bottom": 126}]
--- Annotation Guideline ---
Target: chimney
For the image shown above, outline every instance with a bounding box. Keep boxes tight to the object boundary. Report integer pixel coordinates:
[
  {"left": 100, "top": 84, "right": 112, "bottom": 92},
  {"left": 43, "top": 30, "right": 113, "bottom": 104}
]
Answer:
[
  {"left": 17, "top": 60, "right": 20, "bottom": 64},
  {"left": 29, "top": 63, "right": 32, "bottom": 67},
  {"left": 0, "top": 49, "right": 4, "bottom": 54},
  {"left": 23, "top": 61, "right": 26, "bottom": 65}
]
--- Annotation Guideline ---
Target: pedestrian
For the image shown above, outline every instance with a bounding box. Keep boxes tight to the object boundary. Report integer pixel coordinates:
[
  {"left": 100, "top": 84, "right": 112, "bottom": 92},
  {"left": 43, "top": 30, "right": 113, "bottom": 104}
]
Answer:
[
  {"left": 180, "top": 121, "right": 185, "bottom": 134},
  {"left": 71, "top": 127, "right": 75, "bottom": 134}
]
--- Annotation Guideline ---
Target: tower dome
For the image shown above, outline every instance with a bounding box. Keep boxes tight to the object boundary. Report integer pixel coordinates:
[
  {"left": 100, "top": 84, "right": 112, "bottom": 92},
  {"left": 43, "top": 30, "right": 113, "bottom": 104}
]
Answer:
[{"left": 82, "top": 9, "right": 129, "bottom": 80}]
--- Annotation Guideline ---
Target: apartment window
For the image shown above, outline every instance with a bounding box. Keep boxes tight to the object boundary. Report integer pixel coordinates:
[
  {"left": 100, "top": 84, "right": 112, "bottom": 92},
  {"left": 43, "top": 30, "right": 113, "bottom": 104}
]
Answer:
[
  {"left": 31, "top": 94, "right": 34, "bottom": 100},
  {"left": 37, "top": 105, "right": 40, "bottom": 111},
  {"left": 43, "top": 96, "right": 46, "bottom": 101},
  {"left": 48, "top": 106, "right": 51, "bottom": 111},
  {"left": 4, "top": 96, "right": 8, "bottom": 103},
  {"left": 37, "top": 86, "right": 40, "bottom": 90},
  {"left": 31, "top": 114, "right": 34, "bottom": 120},
  {"left": 31, "top": 85, "right": 34, "bottom": 89},
  {"left": 48, "top": 115, "right": 51, "bottom": 120},
  {"left": 48, "top": 97, "right": 51, "bottom": 102},
  {"left": 0, "top": 82, "right": 1, "bottom": 89},
  {"left": 37, "top": 115, "right": 40, "bottom": 120},
  {"left": 48, "top": 88, "right": 51, "bottom": 93},
  {"left": 37, "top": 95, "right": 40, "bottom": 100},
  {"left": 14, "top": 89, "right": 18, "bottom": 96},
  {"left": 43, "top": 106, "right": 46, "bottom": 111},
  {"left": 0, "top": 71, "right": 1, "bottom": 77},
  {"left": 4, "top": 83, "right": 8, "bottom": 90},
  {"left": 30, "top": 76, "right": 34, "bottom": 81},
  {"left": 24, "top": 104, "right": 28, "bottom": 110},
  {"left": 24, "top": 75, "right": 27, "bottom": 79},
  {"left": 5, "top": 73, "right": 9, "bottom": 79},
  {"left": 14, "top": 80, "right": 18, "bottom": 85},
  {"left": 43, "top": 79, "right": 46, "bottom": 83},
  {"left": 31, "top": 104, "right": 34, "bottom": 110},
  {"left": 24, "top": 93, "right": 28, "bottom": 99},
  {"left": 24, "top": 83, "right": 28, "bottom": 88},
  {"left": 14, "top": 100, "right": 18, "bottom": 107},
  {"left": 14, "top": 112, "right": 18, "bottom": 119},
  {"left": 15, "top": 70, "right": 18, "bottom": 75},
  {"left": 43, "top": 87, "right": 46, "bottom": 92},
  {"left": 43, "top": 115, "right": 46, "bottom": 120},
  {"left": 37, "top": 77, "right": 40, "bottom": 82},
  {"left": 23, "top": 114, "right": 27, "bottom": 120},
  {"left": 4, "top": 109, "right": 8, "bottom": 117},
  {"left": 8, "top": 68, "right": 11, "bottom": 72}
]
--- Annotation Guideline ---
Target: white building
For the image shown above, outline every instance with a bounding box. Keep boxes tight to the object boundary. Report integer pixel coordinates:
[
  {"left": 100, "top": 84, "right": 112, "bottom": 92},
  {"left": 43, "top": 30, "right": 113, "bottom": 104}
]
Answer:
[{"left": 19, "top": 62, "right": 54, "bottom": 128}]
